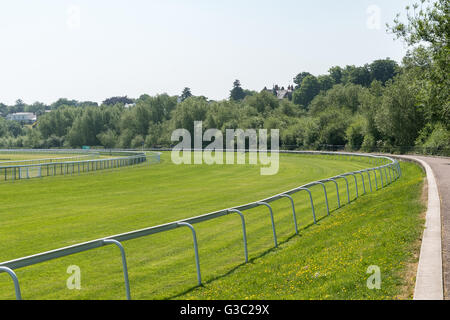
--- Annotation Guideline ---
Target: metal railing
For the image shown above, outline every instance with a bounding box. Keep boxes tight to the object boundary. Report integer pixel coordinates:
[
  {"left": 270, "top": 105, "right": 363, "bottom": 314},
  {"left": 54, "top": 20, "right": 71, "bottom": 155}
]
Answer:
[
  {"left": 0, "top": 151, "right": 400, "bottom": 299},
  {"left": 0, "top": 154, "right": 96, "bottom": 166},
  {"left": 0, "top": 149, "right": 160, "bottom": 182}
]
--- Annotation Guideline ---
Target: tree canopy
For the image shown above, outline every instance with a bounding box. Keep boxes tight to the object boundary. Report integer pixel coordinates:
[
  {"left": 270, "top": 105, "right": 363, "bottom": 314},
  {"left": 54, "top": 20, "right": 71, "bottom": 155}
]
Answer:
[{"left": 0, "top": 2, "right": 447, "bottom": 155}]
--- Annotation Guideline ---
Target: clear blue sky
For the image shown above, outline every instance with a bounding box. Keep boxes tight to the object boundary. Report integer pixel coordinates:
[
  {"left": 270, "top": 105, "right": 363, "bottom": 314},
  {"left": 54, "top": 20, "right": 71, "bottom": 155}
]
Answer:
[{"left": 0, "top": 0, "right": 414, "bottom": 105}]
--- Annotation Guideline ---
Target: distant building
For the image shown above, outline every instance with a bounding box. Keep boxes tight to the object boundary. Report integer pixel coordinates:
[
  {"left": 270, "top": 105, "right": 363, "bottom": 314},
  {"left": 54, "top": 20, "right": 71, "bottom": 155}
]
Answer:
[
  {"left": 124, "top": 103, "right": 136, "bottom": 109},
  {"left": 6, "top": 112, "right": 37, "bottom": 124},
  {"left": 263, "top": 85, "right": 294, "bottom": 100}
]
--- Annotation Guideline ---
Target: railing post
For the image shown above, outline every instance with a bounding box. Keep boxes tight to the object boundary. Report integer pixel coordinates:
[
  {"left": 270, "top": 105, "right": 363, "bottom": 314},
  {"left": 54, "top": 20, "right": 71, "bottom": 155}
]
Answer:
[
  {"left": 386, "top": 166, "right": 390, "bottom": 184},
  {"left": 356, "top": 171, "right": 366, "bottom": 194},
  {"left": 256, "top": 202, "right": 278, "bottom": 248},
  {"left": 297, "top": 187, "right": 316, "bottom": 224},
  {"left": 280, "top": 194, "right": 299, "bottom": 234},
  {"left": 177, "top": 222, "right": 202, "bottom": 286},
  {"left": 228, "top": 209, "right": 249, "bottom": 262},
  {"left": 364, "top": 170, "right": 373, "bottom": 192},
  {"left": 0, "top": 267, "right": 22, "bottom": 300},
  {"left": 347, "top": 173, "right": 358, "bottom": 198},
  {"left": 392, "top": 164, "right": 398, "bottom": 181},
  {"left": 323, "top": 179, "right": 340, "bottom": 208},
  {"left": 102, "top": 239, "right": 131, "bottom": 300},
  {"left": 371, "top": 169, "right": 378, "bottom": 190},
  {"left": 378, "top": 168, "right": 384, "bottom": 188},
  {"left": 336, "top": 176, "right": 350, "bottom": 204},
  {"left": 316, "top": 182, "right": 330, "bottom": 215}
]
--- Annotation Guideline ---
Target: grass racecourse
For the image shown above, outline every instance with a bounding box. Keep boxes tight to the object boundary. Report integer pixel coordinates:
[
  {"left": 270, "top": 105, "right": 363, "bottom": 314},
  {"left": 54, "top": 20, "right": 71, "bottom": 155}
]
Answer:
[
  {"left": 0, "top": 152, "right": 83, "bottom": 162},
  {"left": 0, "top": 152, "right": 425, "bottom": 300}
]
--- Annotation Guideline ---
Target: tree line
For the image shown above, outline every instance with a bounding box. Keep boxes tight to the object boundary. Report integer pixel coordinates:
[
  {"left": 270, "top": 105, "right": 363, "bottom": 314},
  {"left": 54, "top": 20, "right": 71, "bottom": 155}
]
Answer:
[{"left": 0, "top": 0, "right": 448, "bottom": 155}]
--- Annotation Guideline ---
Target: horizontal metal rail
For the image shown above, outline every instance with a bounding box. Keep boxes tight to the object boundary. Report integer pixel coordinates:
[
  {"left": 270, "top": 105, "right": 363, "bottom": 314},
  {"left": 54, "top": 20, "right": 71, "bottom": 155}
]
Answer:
[
  {"left": 0, "top": 150, "right": 400, "bottom": 299},
  {"left": 0, "top": 267, "right": 22, "bottom": 300},
  {"left": 0, "top": 154, "right": 95, "bottom": 165},
  {"left": 0, "top": 149, "right": 161, "bottom": 182}
]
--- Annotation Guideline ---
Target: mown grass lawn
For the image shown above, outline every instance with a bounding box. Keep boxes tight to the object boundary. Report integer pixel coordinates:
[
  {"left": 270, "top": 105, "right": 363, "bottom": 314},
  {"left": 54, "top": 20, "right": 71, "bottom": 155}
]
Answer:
[
  {"left": 0, "top": 152, "right": 424, "bottom": 300},
  {"left": 181, "top": 161, "right": 425, "bottom": 300},
  {"left": 0, "top": 152, "right": 76, "bottom": 162}
]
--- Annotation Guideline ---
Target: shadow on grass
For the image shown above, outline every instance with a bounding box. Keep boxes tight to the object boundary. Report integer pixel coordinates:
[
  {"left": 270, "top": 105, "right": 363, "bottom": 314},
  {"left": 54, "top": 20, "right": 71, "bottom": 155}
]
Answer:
[
  {"left": 165, "top": 232, "right": 301, "bottom": 300},
  {"left": 149, "top": 177, "right": 398, "bottom": 300},
  {"left": 164, "top": 187, "right": 393, "bottom": 300}
]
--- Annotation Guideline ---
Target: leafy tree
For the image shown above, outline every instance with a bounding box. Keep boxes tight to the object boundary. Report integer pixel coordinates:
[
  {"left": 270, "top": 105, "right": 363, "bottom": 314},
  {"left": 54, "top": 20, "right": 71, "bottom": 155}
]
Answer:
[
  {"left": 316, "top": 107, "right": 352, "bottom": 147},
  {"left": 346, "top": 115, "right": 367, "bottom": 150},
  {"left": 7, "top": 120, "right": 23, "bottom": 137},
  {"left": 279, "top": 100, "right": 298, "bottom": 117},
  {"left": 38, "top": 107, "right": 80, "bottom": 138},
  {"left": 389, "top": 0, "right": 449, "bottom": 128},
  {"left": 245, "top": 91, "right": 279, "bottom": 113},
  {"left": 180, "top": 87, "right": 193, "bottom": 102},
  {"left": 45, "top": 135, "right": 64, "bottom": 148},
  {"left": 51, "top": 98, "right": 79, "bottom": 109},
  {"left": 103, "top": 96, "right": 134, "bottom": 106},
  {"left": 204, "top": 100, "right": 241, "bottom": 130},
  {"left": 375, "top": 73, "right": 424, "bottom": 148},
  {"left": 171, "top": 97, "right": 209, "bottom": 138},
  {"left": 244, "top": 89, "right": 257, "bottom": 96},
  {"left": 0, "top": 117, "right": 9, "bottom": 137},
  {"left": 419, "top": 123, "right": 450, "bottom": 154},
  {"left": 118, "top": 128, "right": 134, "bottom": 149},
  {"left": 360, "top": 133, "right": 376, "bottom": 152},
  {"left": 23, "top": 128, "right": 43, "bottom": 148},
  {"left": 130, "top": 135, "right": 145, "bottom": 148},
  {"left": 343, "top": 65, "right": 372, "bottom": 86},
  {"left": 317, "top": 75, "right": 335, "bottom": 91},
  {"left": 301, "top": 117, "right": 320, "bottom": 148},
  {"left": 293, "top": 72, "right": 313, "bottom": 89},
  {"left": 358, "top": 82, "right": 384, "bottom": 141},
  {"left": 0, "top": 103, "right": 7, "bottom": 116},
  {"left": 97, "top": 129, "right": 118, "bottom": 149},
  {"left": 25, "top": 102, "right": 47, "bottom": 115},
  {"left": 15, "top": 99, "right": 25, "bottom": 107},
  {"left": 292, "top": 75, "right": 320, "bottom": 109},
  {"left": 145, "top": 122, "right": 170, "bottom": 147},
  {"left": 78, "top": 101, "right": 99, "bottom": 108},
  {"left": 66, "top": 107, "right": 105, "bottom": 147},
  {"left": 309, "top": 83, "right": 364, "bottom": 115},
  {"left": 328, "top": 66, "right": 343, "bottom": 84},
  {"left": 369, "top": 58, "right": 399, "bottom": 85},
  {"left": 230, "top": 80, "right": 246, "bottom": 101}
]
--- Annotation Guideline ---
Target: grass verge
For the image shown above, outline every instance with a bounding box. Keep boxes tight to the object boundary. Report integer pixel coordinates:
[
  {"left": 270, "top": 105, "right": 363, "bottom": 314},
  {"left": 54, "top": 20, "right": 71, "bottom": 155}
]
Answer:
[
  {"left": 0, "top": 154, "right": 423, "bottom": 299},
  {"left": 179, "top": 162, "right": 425, "bottom": 300}
]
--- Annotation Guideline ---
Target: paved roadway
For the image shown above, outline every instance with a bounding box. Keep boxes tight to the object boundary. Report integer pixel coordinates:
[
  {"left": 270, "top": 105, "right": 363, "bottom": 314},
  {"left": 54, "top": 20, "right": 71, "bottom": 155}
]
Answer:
[{"left": 414, "top": 156, "right": 450, "bottom": 299}]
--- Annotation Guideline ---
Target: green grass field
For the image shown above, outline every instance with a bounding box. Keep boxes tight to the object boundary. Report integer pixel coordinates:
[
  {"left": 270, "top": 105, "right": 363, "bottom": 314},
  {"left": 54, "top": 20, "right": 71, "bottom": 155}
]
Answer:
[
  {"left": 0, "top": 153, "right": 80, "bottom": 162},
  {"left": 0, "top": 152, "right": 105, "bottom": 166},
  {"left": 0, "top": 152, "right": 424, "bottom": 300}
]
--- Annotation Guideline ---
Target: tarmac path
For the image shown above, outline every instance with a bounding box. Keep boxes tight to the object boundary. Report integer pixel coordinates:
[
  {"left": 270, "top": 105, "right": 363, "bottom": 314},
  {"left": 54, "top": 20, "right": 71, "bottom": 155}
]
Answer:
[{"left": 413, "top": 156, "right": 450, "bottom": 299}]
